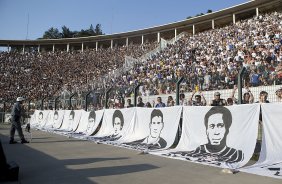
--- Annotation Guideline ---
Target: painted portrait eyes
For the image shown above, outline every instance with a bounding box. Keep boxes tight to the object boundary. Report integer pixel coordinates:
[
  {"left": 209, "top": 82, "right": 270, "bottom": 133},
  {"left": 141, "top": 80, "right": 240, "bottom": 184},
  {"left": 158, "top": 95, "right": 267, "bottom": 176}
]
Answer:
[
  {"left": 209, "top": 124, "right": 215, "bottom": 129},
  {"left": 217, "top": 123, "right": 224, "bottom": 128},
  {"left": 209, "top": 123, "right": 225, "bottom": 129},
  {"left": 152, "top": 121, "right": 161, "bottom": 124}
]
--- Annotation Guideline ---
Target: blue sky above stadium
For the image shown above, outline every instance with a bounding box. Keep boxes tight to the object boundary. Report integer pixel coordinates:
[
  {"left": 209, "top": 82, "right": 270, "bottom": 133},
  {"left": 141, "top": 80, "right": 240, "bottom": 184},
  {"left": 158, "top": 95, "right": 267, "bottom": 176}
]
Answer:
[{"left": 0, "top": 0, "right": 247, "bottom": 40}]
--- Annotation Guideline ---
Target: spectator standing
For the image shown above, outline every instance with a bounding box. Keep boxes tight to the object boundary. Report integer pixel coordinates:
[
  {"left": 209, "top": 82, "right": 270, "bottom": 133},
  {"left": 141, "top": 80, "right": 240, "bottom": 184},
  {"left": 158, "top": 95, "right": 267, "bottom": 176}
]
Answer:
[
  {"left": 210, "top": 92, "right": 227, "bottom": 106},
  {"left": 230, "top": 86, "right": 254, "bottom": 104},
  {"left": 137, "top": 97, "right": 145, "bottom": 107},
  {"left": 275, "top": 88, "right": 282, "bottom": 102},
  {"left": 242, "top": 88, "right": 254, "bottom": 104},
  {"left": 166, "top": 96, "right": 175, "bottom": 107},
  {"left": 226, "top": 98, "right": 234, "bottom": 106},
  {"left": 179, "top": 93, "right": 188, "bottom": 106},
  {"left": 256, "top": 91, "right": 270, "bottom": 103},
  {"left": 188, "top": 91, "right": 207, "bottom": 106},
  {"left": 145, "top": 102, "right": 152, "bottom": 108},
  {"left": 115, "top": 98, "right": 124, "bottom": 109},
  {"left": 126, "top": 99, "right": 134, "bottom": 108},
  {"left": 154, "top": 97, "right": 166, "bottom": 108}
]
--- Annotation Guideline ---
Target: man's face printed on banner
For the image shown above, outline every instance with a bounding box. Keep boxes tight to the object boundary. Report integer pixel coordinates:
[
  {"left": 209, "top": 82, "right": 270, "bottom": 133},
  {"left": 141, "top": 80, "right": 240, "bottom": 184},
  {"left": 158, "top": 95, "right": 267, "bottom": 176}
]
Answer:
[
  {"left": 86, "top": 112, "right": 95, "bottom": 132},
  {"left": 54, "top": 112, "right": 58, "bottom": 121},
  {"left": 162, "top": 106, "right": 244, "bottom": 164},
  {"left": 39, "top": 112, "right": 43, "bottom": 121},
  {"left": 69, "top": 111, "right": 74, "bottom": 121},
  {"left": 206, "top": 113, "right": 226, "bottom": 145},
  {"left": 88, "top": 117, "right": 95, "bottom": 126},
  {"left": 113, "top": 117, "right": 122, "bottom": 135},
  {"left": 150, "top": 116, "right": 164, "bottom": 138}
]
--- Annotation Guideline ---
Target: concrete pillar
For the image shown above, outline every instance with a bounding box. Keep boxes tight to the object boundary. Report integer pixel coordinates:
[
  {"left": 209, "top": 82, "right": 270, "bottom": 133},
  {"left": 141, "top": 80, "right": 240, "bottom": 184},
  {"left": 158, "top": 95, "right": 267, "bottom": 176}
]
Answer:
[
  {"left": 38, "top": 45, "right": 40, "bottom": 53},
  {"left": 157, "top": 32, "right": 160, "bottom": 43},
  {"left": 256, "top": 7, "right": 259, "bottom": 17},
  {"left": 81, "top": 42, "right": 84, "bottom": 52},
  {"left": 22, "top": 45, "right": 25, "bottom": 54},
  {"left": 174, "top": 28, "right": 177, "bottom": 41},
  {"left": 141, "top": 35, "right": 144, "bottom": 45},
  {"left": 126, "top": 37, "right": 129, "bottom": 47},
  {"left": 212, "top": 19, "right": 215, "bottom": 29},
  {"left": 96, "top": 42, "right": 98, "bottom": 51},
  {"left": 233, "top": 13, "right": 236, "bottom": 24},
  {"left": 67, "top": 43, "right": 69, "bottom": 52},
  {"left": 111, "top": 40, "right": 113, "bottom": 49},
  {"left": 193, "top": 25, "right": 195, "bottom": 35},
  {"left": 52, "top": 44, "right": 55, "bottom": 53}
]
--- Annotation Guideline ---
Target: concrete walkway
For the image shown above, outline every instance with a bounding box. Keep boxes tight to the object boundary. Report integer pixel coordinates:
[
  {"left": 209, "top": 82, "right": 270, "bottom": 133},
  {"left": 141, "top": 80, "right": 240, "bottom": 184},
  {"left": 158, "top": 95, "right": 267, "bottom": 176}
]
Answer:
[{"left": 0, "top": 124, "right": 280, "bottom": 184}]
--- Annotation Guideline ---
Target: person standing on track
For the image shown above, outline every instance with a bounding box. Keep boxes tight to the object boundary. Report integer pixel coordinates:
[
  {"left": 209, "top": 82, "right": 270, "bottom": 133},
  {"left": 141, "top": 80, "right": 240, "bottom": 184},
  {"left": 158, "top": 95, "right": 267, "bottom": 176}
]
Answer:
[{"left": 9, "top": 97, "right": 29, "bottom": 144}]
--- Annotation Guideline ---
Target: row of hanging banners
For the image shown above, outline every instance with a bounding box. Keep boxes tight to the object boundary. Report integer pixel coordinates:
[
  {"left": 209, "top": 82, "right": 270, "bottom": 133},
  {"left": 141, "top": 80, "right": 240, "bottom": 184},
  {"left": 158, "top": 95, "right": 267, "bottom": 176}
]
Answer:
[{"left": 30, "top": 104, "right": 282, "bottom": 179}]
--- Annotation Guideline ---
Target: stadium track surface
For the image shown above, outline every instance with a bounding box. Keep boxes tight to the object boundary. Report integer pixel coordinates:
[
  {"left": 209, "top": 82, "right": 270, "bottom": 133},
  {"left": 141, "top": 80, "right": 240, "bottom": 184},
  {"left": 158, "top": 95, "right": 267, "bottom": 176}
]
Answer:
[{"left": 0, "top": 124, "right": 280, "bottom": 184}]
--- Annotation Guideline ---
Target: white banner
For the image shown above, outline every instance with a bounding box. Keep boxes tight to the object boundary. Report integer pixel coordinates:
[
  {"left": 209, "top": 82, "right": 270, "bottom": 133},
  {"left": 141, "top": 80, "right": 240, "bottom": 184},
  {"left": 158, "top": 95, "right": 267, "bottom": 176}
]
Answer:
[
  {"left": 51, "top": 110, "right": 65, "bottom": 129},
  {"left": 30, "top": 110, "right": 50, "bottom": 128},
  {"left": 72, "top": 109, "right": 104, "bottom": 138},
  {"left": 120, "top": 106, "right": 182, "bottom": 151},
  {"left": 241, "top": 103, "right": 282, "bottom": 179},
  {"left": 56, "top": 110, "right": 83, "bottom": 132},
  {"left": 153, "top": 104, "right": 260, "bottom": 169},
  {"left": 88, "top": 108, "right": 135, "bottom": 142},
  {"left": 43, "top": 110, "right": 55, "bottom": 129}
]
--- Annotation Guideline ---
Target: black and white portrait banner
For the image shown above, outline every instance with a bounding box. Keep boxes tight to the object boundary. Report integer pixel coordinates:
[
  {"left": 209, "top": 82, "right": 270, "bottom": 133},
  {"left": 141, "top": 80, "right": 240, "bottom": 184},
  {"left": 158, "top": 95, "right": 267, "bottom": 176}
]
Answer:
[
  {"left": 241, "top": 103, "right": 282, "bottom": 179},
  {"left": 55, "top": 110, "right": 83, "bottom": 133},
  {"left": 152, "top": 104, "right": 260, "bottom": 169},
  {"left": 50, "top": 110, "right": 65, "bottom": 130},
  {"left": 70, "top": 109, "right": 104, "bottom": 139},
  {"left": 42, "top": 110, "right": 56, "bottom": 129},
  {"left": 88, "top": 108, "right": 135, "bottom": 143},
  {"left": 30, "top": 110, "right": 50, "bottom": 129},
  {"left": 119, "top": 106, "right": 182, "bottom": 151}
]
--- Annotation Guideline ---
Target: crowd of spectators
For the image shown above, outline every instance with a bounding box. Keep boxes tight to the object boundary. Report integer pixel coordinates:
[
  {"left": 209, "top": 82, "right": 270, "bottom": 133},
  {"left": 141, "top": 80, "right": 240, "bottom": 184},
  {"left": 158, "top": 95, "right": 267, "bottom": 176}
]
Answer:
[
  {"left": 0, "top": 43, "right": 158, "bottom": 106},
  {"left": 1, "top": 12, "right": 282, "bottom": 111},
  {"left": 111, "top": 12, "right": 282, "bottom": 98}
]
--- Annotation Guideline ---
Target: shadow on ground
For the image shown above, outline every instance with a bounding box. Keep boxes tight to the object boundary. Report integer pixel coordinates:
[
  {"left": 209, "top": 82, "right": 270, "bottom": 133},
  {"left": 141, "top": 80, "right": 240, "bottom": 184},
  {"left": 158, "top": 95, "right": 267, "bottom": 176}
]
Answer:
[{"left": 0, "top": 125, "right": 159, "bottom": 184}]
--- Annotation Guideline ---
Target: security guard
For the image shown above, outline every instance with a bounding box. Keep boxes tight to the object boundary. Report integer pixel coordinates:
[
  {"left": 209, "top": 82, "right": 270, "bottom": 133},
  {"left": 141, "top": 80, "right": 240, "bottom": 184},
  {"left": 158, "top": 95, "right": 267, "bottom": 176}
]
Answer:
[{"left": 9, "top": 97, "right": 29, "bottom": 144}]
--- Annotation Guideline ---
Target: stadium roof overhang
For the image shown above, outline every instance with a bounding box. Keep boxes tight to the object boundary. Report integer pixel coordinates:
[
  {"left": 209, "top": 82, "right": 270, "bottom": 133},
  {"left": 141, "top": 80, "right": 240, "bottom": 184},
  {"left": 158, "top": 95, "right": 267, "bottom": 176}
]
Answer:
[{"left": 0, "top": 0, "right": 281, "bottom": 47}]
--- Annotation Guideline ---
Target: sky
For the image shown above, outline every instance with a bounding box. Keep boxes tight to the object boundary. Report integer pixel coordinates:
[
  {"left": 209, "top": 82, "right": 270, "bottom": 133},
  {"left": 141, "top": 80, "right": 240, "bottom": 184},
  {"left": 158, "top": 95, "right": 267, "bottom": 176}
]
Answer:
[{"left": 0, "top": 0, "right": 248, "bottom": 40}]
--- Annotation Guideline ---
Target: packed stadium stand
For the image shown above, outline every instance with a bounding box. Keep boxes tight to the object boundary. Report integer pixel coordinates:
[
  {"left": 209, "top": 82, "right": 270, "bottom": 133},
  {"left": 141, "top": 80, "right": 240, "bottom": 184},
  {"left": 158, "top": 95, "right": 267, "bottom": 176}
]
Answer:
[{"left": 0, "top": 0, "right": 282, "bottom": 114}]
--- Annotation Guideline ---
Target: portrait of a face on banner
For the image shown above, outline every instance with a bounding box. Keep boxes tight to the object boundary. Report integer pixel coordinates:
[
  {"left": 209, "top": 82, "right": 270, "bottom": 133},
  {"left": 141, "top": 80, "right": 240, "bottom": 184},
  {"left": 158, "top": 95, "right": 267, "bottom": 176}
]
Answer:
[
  {"left": 90, "top": 108, "right": 135, "bottom": 142},
  {"left": 74, "top": 109, "right": 104, "bottom": 136},
  {"left": 120, "top": 106, "right": 182, "bottom": 151},
  {"left": 155, "top": 104, "right": 260, "bottom": 169},
  {"left": 30, "top": 110, "right": 50, "bottom": 128},
  {"left": 59, "top": 110, "right": 82, "bottom": 132},
  {"left": 52, "top": 110, "right": 65, "bottom": 129},
  {"left": 241, "top": 103, "right": 282, "bottom": 179},
  {"left": 44, "top": 110, "right": 56, "bottom": 129}
]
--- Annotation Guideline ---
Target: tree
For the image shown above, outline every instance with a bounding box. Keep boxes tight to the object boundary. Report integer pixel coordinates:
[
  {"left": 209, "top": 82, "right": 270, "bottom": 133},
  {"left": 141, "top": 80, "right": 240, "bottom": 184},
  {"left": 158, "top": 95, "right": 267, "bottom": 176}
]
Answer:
[
  {"left": 89, "top": 24, "right": 95, "bottom": 35},
  {"left": 94, "top": 24, "right": 103, "bottom": 35},
  {"left": 42, "top": 27, "right": 62, "bottom": 39},
  {"left": 186, "top": 10, "right": 213, "bottom": 19},
  {"left": 207, "top": 9, "right": 213, "bottom": 13},
  {"left": 61, "top": 26, "right": 75, "bottom": 38},
  {"left": 40, "top": 23, "right": 104, "bottom": 39},
  {"left": 195, "top": 13, "right": 204, "bottom": 17},
  {"left": 75, "top": 29, "right": 90, "bottom": 37}
]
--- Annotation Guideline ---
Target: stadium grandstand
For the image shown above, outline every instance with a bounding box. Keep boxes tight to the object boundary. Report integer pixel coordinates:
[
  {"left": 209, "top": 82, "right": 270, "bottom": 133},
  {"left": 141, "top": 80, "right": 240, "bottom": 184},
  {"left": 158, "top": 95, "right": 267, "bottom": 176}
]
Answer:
[{"left": 0, "top": 0, "right": 282, "bottom": 118}]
